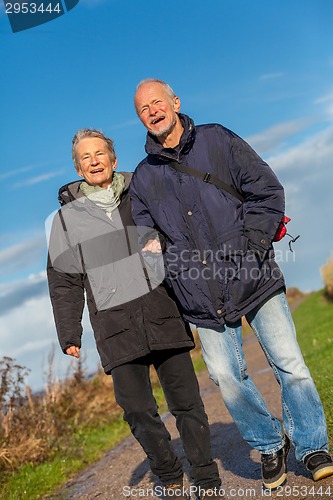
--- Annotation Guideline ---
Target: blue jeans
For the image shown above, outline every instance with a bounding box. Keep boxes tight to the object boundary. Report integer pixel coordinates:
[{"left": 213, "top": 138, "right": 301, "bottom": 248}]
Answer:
[{"left": 197, "top": 289, "right": 328, "bottom": 461}]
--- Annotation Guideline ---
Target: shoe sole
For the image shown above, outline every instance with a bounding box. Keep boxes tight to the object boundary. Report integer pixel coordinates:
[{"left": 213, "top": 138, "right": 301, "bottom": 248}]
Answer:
[
  {"left": 312, "top": 465, "right": 333, "bottom": 481},
  {"left": 263, "top": 472, "right": 287, "bottom": 490},
  {"left": 262, "top": 439, "right": 290, "bottom": 490}
]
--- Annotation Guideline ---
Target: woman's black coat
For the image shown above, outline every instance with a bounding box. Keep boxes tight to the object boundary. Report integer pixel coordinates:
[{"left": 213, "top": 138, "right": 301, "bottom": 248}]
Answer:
[{"left": 47, "top": 173, "right": 193, "bottom": 373}]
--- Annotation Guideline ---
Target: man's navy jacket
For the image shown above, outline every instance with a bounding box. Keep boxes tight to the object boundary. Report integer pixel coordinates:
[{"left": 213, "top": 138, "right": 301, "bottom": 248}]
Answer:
[{"left": 130, "top": 113, "right": 286, "bottom": 327}]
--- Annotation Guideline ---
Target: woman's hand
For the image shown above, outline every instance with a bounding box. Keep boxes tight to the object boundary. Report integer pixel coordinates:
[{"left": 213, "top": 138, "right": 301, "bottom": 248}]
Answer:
[{"left": 66, "top": 345, "right": 80, "bottom": 358}]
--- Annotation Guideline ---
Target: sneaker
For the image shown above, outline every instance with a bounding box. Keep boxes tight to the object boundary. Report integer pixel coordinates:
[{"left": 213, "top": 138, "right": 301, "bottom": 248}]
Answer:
[
  {"left": 304, "top": 451, "right": 333, "bottom": 481},
  {"left": 199, "top": 487, "right": 225, "bottom": 498},
  {"left": 164, "top": 483, "right": 191, "bottom": 499},
  {"left": 261, "top": 435, "right": 290, "bottom": 489}
]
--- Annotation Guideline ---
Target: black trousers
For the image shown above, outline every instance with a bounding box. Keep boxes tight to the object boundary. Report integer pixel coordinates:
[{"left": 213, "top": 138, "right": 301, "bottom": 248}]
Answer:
[{"left": 111, "top": 349, "right": 221, "bottom": 489}]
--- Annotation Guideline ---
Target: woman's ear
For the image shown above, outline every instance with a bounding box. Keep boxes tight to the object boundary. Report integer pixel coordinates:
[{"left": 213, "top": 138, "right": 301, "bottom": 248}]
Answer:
[{"left": 112, "top": 158, "right": 118, "bottom": 170}]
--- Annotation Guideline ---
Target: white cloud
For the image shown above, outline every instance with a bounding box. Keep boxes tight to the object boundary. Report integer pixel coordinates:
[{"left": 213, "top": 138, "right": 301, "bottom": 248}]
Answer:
[
  {"left": 246, "top": 117, "right": 313, "bottom": 154},
  {"left": 0, "top": 271, "right": 48, "bottom": 315},
  {"left": 266, "top": 125, "right": 333, "bottom": 172},
  {"left": 0, "top": 294, "right": 58, "bottom": 387},
  {"left": 261, "top": 122, "right": 333, "bottom": 292},
  {"left": 13, "top": 171, "right": 65, "bottom": 189},
  {"left": 241, "top": 112, "right": 332, "bottom": 292},
  {"left": 259, "top": 72, "right": 285, "bottom": 80},
  {"left": 1, "top": 161, "right": 56, "bottom": 182},
  {"left": 314, "top": 91, "right": 333, "bottom": 105},
  {"left": 0, "top": 236, "right": 47, "bottom": 278},
  {"left": 109, "top": 119, "right": 139, "bottom": 131},
  {"left": 0, "top": 289, "right": 100, "bottom": 391},
  {"left": 0, "top": 165, "right": 35, "bottom": 181},
  {"left": 314, "top": 90, "right": 333, "bottom": 118}
]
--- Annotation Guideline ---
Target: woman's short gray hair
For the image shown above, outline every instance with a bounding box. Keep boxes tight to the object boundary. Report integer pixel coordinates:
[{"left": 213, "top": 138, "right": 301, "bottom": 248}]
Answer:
[{"left": 72, "top": 128, "right": 116, "bottom": 171}]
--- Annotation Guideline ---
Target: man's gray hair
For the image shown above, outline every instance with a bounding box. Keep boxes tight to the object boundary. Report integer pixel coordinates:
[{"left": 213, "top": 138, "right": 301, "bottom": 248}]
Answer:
[
  {"left": 72, "top": 128, "right": 116, "bottom": 171},
  {"left": 135, "top": 78, "right": 177, "bottom": 102}
]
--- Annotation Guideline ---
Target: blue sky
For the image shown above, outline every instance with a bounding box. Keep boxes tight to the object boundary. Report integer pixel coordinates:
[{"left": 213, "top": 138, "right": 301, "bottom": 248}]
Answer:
[{"left": 1, "top": 0, "right": 333, "bottom": 389}]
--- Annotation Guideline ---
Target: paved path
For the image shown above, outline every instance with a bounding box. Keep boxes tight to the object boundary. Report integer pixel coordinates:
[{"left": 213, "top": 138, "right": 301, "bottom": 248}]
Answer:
[{"left": 53, "top": 329, "right": 333, "bottom": 500}]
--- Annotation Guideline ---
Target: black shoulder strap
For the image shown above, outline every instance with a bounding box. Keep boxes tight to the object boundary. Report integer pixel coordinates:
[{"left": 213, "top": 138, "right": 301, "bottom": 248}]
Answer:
[{"left": 168, "top": 161, "right": 245, "bottom": 203}]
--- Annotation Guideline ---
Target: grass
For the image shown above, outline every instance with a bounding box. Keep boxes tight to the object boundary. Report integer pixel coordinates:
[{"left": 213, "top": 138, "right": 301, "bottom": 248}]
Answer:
[
  {"left": 1, "top": 396, "right": 166, "bottom": 500},
  {"left": 1, "top": 292, "right": 332, "bottom": 498},
  {"left": 292, "top": 290, "right": 333, "bottom": 445},
  {"left": 0, "top": 415, "right": 130, "bottom": 500}
]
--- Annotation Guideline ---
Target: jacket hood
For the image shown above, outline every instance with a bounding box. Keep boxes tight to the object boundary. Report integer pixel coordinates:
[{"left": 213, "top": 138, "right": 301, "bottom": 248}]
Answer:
[
  {"left": 58, "top": 171, "right": 132, "bottom": 206},
  {"left": 144, "top": 113, "right": 196, "bottom": 161}
]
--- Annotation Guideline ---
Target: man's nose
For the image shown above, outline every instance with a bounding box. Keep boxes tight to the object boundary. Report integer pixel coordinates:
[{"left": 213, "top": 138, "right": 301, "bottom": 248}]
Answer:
[{"left": 149, "top": 104, "right": 158, "bottom": 115}]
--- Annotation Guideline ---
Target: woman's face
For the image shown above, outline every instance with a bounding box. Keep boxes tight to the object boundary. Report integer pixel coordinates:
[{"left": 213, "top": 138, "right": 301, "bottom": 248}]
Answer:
[{"left": 76, "top": 137, "right": 117, "bottom": 189}]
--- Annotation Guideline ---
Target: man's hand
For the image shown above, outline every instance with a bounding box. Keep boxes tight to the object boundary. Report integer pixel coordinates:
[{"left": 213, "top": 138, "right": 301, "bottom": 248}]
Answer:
[
  {"left": 66, "top": 345, "right": 80, "bottom": 358},
  {"left": 142, "top": 239, "right": 162, "bottom": 254}
]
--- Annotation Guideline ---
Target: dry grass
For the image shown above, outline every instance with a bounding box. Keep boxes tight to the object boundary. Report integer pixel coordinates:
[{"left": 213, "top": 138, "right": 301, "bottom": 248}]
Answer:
[
  {"left": 0, "top": 352, "right": 119, "bottom": 475},
  {"left": 321, "top": 256, "right": 333, "bottom": 299},
  {"left": 0, "top": 332, "right": 204, "bottom": 477}
]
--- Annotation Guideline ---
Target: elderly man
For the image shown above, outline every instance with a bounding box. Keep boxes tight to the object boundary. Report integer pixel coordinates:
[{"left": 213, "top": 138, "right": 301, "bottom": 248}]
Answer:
[
  {"left": 129, "top": 78, "right": 333, "bottom": 491},
  {"left": 47, "top": 129, "right": 222, "bottom": 500}
]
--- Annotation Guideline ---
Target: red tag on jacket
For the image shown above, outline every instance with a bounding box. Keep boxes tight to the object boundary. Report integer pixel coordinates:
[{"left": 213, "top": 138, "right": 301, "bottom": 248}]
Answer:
[{"left": 273, "top": 216, "right": 291, "bottom": 242}]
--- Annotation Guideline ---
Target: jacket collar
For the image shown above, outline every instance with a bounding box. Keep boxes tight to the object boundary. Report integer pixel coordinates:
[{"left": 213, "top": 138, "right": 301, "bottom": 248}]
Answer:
[
  {"left": 58, "top": 171, "right": 132, "bottom": 206},
  {"left": 144, "top": 113, "right": 196, "bottom": 162}
]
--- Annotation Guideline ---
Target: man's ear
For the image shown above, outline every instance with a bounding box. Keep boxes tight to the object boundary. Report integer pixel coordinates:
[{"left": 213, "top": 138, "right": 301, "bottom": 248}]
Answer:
[{"left": 173, "top": 96, "right": 181, "bottom": 112}]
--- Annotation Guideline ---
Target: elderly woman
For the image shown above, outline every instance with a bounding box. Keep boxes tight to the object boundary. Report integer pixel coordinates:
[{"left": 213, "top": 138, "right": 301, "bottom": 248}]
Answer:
[{"left": 46, "top": 129, "right": 222, "bottom": 500}]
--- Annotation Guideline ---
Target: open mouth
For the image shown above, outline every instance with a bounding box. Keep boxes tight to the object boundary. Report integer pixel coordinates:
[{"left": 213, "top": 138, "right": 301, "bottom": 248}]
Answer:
[
  {"left": 151, "top": 116, "right": 165, "bottom": 125},
  {"left": 90, "top": 168, "right": 104, "bottom": 174}
]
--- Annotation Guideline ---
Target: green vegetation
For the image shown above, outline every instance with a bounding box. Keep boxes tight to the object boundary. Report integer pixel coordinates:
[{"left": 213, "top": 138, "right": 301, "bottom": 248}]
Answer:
[
  {"left": 0, "top": 416, "right": 129, "bottom": 499},
  {"left": 0, "top": 292, "right": 332, "bottom": 499},
  {"left": 292, "top": 291, "right": 333, "bottom": 444}
]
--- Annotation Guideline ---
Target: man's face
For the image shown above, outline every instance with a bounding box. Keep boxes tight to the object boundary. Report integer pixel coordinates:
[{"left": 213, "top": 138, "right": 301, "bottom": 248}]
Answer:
[
  {"left": 135, "top": 82, "right": 181, "bottom": 138},
  {"left": 75, "top": 137, "right": 117, "bottom": 189}
]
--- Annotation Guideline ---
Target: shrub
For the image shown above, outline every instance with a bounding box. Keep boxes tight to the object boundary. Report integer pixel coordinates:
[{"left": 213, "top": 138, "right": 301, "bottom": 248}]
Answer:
[
  {"left": 321, "top": 256, "right": 333, "bottom": 300},
  {"left": 0, "top": 353, "right": 118, "bottom": 474},
  {"left": 286, "top": 287, "right": 304, "bottom": 302}
]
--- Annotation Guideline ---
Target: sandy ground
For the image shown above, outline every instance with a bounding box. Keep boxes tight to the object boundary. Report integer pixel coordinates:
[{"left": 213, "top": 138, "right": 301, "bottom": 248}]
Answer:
[{"left": 52, "top": 327, "right": 333, "bottom": 500}]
